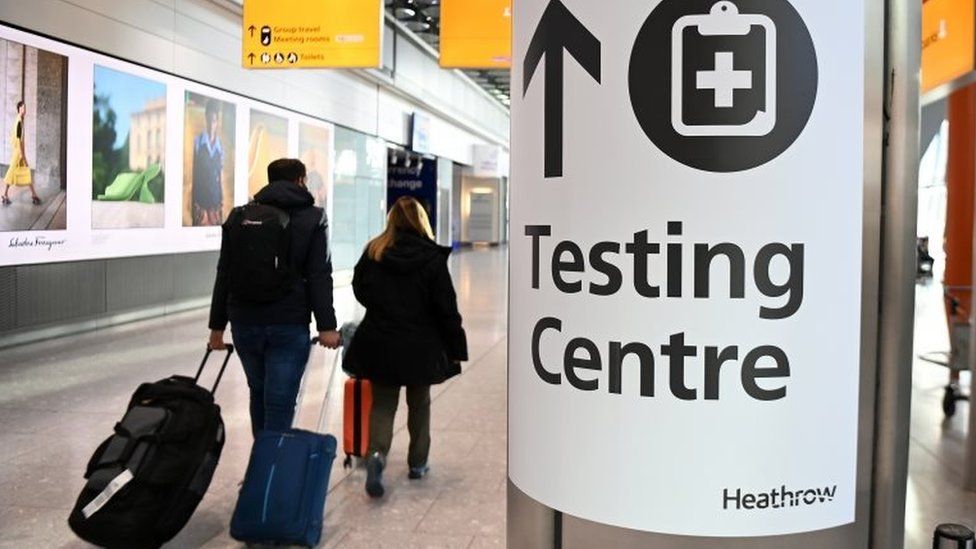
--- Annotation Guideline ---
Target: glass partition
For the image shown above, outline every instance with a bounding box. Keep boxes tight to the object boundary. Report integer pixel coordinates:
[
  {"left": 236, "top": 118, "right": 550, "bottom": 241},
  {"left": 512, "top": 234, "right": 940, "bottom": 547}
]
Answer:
[{"left": 331, "top": 127, "right": 387, "bottom": 271}]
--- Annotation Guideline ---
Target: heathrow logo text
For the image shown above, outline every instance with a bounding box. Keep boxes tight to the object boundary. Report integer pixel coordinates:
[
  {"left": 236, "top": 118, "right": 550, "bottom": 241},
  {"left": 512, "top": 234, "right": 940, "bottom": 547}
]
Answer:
[{"left": 723, "top": 485, "right": 837, "bottom": 511}]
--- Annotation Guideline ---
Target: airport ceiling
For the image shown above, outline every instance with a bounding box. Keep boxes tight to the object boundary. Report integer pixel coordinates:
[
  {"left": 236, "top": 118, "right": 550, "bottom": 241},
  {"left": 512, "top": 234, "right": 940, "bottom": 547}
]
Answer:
[
  {"left": 226, "top": 0, "right": 511, "bottom": 108},
  {"left": 385, "top": 0, "right": 511, "bottom": 107}
]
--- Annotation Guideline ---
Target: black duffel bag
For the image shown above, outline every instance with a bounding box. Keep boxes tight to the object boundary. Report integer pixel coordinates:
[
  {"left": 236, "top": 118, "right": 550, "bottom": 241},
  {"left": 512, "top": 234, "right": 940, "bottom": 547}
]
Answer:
[{"left": 68, "top": 346, "right": 234, "bottom": 549}]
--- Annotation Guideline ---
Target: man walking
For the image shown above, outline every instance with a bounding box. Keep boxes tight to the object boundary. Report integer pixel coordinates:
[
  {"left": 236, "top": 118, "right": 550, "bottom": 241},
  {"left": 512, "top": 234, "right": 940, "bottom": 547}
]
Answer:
[{"left": 208, "top": 158, "right": 340, "bottom": 435}]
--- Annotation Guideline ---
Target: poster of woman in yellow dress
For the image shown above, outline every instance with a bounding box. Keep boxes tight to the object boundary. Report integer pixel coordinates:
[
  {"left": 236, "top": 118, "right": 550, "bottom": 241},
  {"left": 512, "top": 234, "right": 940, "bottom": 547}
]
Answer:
[
  {"left": 0, "top": 37, "right": 68, "bottom": 232},
  {"left": 2, "top": 101, "right": 38, "bottom": 204}
]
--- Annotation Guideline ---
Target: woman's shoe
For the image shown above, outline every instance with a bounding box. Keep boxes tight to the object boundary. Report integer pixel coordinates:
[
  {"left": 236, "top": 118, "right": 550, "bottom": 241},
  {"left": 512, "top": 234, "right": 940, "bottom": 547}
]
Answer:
[
  {"left": 97, "top": 172, "right": 142, "bottom": 201},
  {"left": 1, "top": 196, "right": 10, "bottom": 205},
  {"left": 365, "top": 452, "right": 386, "bottom": 498},
  {"left": 137, "top": 163, "right": 162, "bottom": 204},
  {"left": 97, "top": 164, "right": 161, "bottom": 202},
  {"left": 408, "top": 464, "right": 430, "bottom": 480},
  {"left": 31, "top": 195, "right": 41, "bottom": 205}
]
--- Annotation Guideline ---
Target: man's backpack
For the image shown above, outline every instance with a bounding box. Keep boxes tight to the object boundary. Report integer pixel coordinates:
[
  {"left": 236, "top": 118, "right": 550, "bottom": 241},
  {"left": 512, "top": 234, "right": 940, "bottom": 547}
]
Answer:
[{"left": 226, "top": 202, "right": 297, "bottom": 303}]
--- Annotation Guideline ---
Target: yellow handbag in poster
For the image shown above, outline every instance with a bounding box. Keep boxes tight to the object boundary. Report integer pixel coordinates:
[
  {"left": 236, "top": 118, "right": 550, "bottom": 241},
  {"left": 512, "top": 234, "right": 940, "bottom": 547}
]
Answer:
[{"left": 4, "top": 160, "right": 32, "bottom": 186}]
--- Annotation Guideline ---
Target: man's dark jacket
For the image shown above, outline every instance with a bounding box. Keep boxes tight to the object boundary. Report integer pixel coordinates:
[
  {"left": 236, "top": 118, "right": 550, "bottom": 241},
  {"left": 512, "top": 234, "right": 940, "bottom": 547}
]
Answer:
[
  {"left": 209, "top": 180, "right": 337, "bottom": 331},
  {"left": 345, "top": 231, "right": 468, "bottom": 386}
]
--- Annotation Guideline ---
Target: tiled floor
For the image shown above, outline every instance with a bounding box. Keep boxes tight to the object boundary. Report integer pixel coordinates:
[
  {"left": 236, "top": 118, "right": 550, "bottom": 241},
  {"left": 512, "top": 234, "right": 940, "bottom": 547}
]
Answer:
[
  {"left": 0, "top": 248, "right": 974, "bottom": 548},
  {"left": 0, "top": 248, "right": 507, "bottom": 548},
  {"left": 905, "top": 276, "right": 976, "bottom": 549}
]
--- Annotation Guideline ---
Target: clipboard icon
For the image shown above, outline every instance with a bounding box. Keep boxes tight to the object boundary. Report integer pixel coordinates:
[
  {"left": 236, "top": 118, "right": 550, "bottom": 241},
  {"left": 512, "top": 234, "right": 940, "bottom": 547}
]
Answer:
[{"left": 671, "top": 1, "right": 777, "bottom": 137}]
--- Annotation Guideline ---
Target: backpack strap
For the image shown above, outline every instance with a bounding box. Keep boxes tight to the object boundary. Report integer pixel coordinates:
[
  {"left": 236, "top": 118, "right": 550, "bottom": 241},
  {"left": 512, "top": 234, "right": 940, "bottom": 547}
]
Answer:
[{"left": 225, "top": 204, "right": 244, "bottom": 227}]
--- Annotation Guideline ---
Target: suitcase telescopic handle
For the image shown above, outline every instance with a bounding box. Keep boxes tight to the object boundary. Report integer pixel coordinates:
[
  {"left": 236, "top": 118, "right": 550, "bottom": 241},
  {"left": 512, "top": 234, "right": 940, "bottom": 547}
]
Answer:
[
  {"left": 295, "top": 338, "right": 342, "bottom": 433},
  {"left": 316, "top": 348, "right": 343, "bottom": 433},
  {"left": 197, "top": 344, "right": 235, "bottom": 395}
]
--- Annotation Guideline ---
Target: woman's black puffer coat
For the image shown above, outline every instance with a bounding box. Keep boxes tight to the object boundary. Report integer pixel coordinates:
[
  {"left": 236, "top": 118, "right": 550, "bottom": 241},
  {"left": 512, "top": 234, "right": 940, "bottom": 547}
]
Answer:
[{"left": 345, "top": 231, "right": 468, "bottom": 386}]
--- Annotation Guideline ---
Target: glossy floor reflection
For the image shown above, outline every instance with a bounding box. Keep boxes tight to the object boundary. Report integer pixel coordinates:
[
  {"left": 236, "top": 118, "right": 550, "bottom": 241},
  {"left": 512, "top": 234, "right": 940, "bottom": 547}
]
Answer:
[
  {"left": 1, "top": 247, "right": 974, "bottom": 548},
  {"left": 0, "top": 247, "right": 507, "bottom": 548},
  {"left": 905, "top": 276, "right": 976, "bottom": 549}
]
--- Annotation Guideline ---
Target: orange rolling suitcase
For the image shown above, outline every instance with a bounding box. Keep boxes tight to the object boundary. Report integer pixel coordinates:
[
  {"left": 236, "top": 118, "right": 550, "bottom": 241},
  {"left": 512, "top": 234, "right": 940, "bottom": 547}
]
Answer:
[{"left": 343, "top": 377, "right": 372, "bottom": 467}]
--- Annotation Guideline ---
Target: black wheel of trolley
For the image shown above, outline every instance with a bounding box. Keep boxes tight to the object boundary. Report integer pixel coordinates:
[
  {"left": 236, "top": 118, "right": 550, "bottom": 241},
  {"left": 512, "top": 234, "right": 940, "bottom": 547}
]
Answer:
[{"left": 943, "top": 385, "right": 959, "bottom": 418}]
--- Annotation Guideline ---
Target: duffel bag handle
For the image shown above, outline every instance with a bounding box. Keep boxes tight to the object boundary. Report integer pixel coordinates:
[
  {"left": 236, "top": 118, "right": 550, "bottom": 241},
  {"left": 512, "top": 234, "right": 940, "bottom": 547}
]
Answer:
[{"left": 196, "top": 345, "right": 235, "bottom": 395}]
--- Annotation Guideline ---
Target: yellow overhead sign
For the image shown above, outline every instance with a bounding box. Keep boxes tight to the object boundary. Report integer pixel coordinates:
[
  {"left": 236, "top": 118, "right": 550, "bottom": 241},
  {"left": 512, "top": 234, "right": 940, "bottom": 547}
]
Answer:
[
  {"left": 440, "top": 0, "right": 512, "bottom": 69},
  {"left": 242, "top": 0, "right": 383, "bottom": 69},
  {"left": 921, "top": 0, "right": 975, "bottom": 93}
]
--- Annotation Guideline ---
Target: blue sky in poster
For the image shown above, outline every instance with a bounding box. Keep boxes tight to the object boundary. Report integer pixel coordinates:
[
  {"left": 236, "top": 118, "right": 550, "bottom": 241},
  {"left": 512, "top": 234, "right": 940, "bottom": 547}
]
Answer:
[{"left": 93, "top": 65, "right": 166, "bottom": 149}]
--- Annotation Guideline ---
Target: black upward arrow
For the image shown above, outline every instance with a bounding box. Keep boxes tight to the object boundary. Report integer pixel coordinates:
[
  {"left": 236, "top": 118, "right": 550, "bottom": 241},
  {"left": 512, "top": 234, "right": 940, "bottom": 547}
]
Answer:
[
  {"left": 248, "top": 25, "right": 256, "bottom": 37},
  {"left": 248, "top": 52, "right": 255, "bottom": 65},
  {"left": 523, "top": 0, "right": 601, "bottom": 178}
]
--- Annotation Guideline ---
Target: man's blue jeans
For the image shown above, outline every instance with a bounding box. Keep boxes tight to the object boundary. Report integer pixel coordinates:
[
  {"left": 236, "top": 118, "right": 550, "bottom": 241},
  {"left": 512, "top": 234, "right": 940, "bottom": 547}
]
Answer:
[{"left": 231, "top": 324, "right": 310, "bottom": 436}]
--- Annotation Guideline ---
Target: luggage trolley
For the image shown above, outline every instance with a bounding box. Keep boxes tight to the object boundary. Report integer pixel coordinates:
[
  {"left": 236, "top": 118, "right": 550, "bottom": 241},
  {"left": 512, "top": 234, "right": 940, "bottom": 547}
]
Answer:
[
  {"left": 917, "top": 236, "right": 935, "bottom": 278},
  {"left": 919, "top": 285, "right": 972, "bottom": 418}
]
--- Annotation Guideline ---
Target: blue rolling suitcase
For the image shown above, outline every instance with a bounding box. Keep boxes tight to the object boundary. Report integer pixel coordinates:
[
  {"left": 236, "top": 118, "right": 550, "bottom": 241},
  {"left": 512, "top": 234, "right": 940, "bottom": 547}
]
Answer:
[{"left": 230, "top": 341, "right": 341, "bottom": 547}]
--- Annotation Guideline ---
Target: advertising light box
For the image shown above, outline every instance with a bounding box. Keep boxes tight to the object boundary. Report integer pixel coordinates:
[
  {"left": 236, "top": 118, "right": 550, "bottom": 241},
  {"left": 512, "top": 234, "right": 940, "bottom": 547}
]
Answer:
[
  {"left": 0, "top": 23, "right": 335, "bottom": 267},
  {"left": 243, "top": 0, "right": 384, "bottom": 69},
  {"left": 439, "top": 0, "right": 512, "bottom": 68}
]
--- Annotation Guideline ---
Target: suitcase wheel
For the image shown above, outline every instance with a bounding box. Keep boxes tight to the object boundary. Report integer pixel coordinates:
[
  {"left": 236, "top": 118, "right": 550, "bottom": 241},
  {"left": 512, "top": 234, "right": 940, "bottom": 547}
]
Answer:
[{"left": 944, "top": 387, "right": 958, "bottom": 418}]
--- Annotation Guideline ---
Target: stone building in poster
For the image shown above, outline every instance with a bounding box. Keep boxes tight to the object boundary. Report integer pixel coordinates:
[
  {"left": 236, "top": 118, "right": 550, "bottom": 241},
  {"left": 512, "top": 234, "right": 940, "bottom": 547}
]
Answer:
[{"left": 129, "top": 97, "right": 166, "bottom": 171}]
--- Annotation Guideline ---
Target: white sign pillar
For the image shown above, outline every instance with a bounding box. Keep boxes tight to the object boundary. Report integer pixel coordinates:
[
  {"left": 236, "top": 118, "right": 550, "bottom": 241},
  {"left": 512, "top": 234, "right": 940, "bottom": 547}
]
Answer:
[{"left": 508, "top": 0, "right": 911, "bottom": 545}]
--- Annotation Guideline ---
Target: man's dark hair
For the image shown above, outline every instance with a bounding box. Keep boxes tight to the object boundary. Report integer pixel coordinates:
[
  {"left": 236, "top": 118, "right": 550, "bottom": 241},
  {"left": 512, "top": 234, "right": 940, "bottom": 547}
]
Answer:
[
  {"left": 16, "top": 100, "right": 24, "bottom": 110},
  {"left": 204, "top": 99, "right": 219, "bottom": 121},
  {"left": 268, "top": 158, "right": 307, "bottom": 183}
]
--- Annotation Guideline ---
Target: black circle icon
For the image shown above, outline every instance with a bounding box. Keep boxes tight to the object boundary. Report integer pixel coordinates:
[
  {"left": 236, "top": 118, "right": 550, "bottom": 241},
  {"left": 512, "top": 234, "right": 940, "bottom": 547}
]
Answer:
[
  {"left": 629, "top": 0, "right": 818, "bottom": 172},
  {"left": 274, "top": 52, "right": 285, "bottom": 64}
]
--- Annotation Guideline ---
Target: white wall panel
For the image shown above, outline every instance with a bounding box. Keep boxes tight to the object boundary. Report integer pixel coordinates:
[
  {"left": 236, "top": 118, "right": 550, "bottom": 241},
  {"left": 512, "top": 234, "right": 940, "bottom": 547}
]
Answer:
[
  {"left": 393, "top": 38, "right": 427, "bottom": 100},
  {"left": 378, "top": 90, "right": 411, "bottom": 145},
  {"left": 5, "top": 0, "right": 178, "bottom": 70},
  {"left": 173, "top": 11, "right": 239, "bottom": 62},
  {"left": 391, "top": 37, "right": 509, "bottom": 152},
  {"left": 428, "top": 116, "right": 476, "bottom": 164}
]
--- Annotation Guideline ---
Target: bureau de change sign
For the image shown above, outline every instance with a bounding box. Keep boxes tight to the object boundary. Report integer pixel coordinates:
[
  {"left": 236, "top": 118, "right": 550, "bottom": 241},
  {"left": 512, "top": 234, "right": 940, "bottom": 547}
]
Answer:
[{"left": 508, "top": 0, "right": 865, "bottom": 537}]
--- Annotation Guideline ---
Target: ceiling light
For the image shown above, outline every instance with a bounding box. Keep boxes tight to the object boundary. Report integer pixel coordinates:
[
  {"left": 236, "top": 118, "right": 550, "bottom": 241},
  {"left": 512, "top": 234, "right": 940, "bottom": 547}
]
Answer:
[
  {"left": 403, "top": 14, "right": 432, "bottom": 32},
  {"left": 392, "top": 0, "right": 417, "bottom": 19}
]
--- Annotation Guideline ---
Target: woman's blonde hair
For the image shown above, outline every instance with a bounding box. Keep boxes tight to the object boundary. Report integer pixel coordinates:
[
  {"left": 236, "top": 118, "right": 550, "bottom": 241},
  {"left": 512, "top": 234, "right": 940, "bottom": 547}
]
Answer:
[{"left": 366, "top": 196, "right": 435, "bottom": 261}]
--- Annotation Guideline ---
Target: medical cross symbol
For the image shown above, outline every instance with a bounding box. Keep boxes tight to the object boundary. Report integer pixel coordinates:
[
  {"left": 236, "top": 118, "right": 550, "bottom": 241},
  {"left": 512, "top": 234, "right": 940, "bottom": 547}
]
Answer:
[{"left": 696, "top": 51, "right": 752, "bottom": 108}]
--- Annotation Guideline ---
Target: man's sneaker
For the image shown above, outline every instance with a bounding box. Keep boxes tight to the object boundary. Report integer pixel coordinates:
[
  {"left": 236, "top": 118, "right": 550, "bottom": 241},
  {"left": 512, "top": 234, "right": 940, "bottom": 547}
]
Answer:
[
  {"left": 365, "top": 452, "right": 386, "bottom": 498},
  {"left": 408, "top": 464, "right": 430, "bottom": 480}
]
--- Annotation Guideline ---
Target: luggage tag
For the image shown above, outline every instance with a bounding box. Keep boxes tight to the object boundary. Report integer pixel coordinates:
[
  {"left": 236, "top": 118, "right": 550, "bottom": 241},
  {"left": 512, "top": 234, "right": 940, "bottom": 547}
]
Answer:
[
  {"left": 81, "top": 469, "right": 134, "bottom": 519},
  {"left": 671, "top": 1, "right": 776, "bottom": 137}
]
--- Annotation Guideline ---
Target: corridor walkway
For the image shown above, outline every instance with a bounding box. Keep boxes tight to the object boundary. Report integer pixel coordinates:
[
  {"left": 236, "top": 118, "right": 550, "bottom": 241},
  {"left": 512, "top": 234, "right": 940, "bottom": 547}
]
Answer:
[
  {"left": 1, "top": 248, "right": 974, "bottom": 548},
  {"left": 0, "top": 248, "right": 507, "bottom": 548}
]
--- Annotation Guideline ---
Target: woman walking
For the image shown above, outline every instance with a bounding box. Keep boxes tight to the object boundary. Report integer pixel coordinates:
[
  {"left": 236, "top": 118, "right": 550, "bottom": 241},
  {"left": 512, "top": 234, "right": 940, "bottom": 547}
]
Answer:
[
  {"left": 346, "top": 196, "right": 467, "bottom": 498},
  {"left": 2, "top": 101, "right": 41, "bottom": 206}
]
